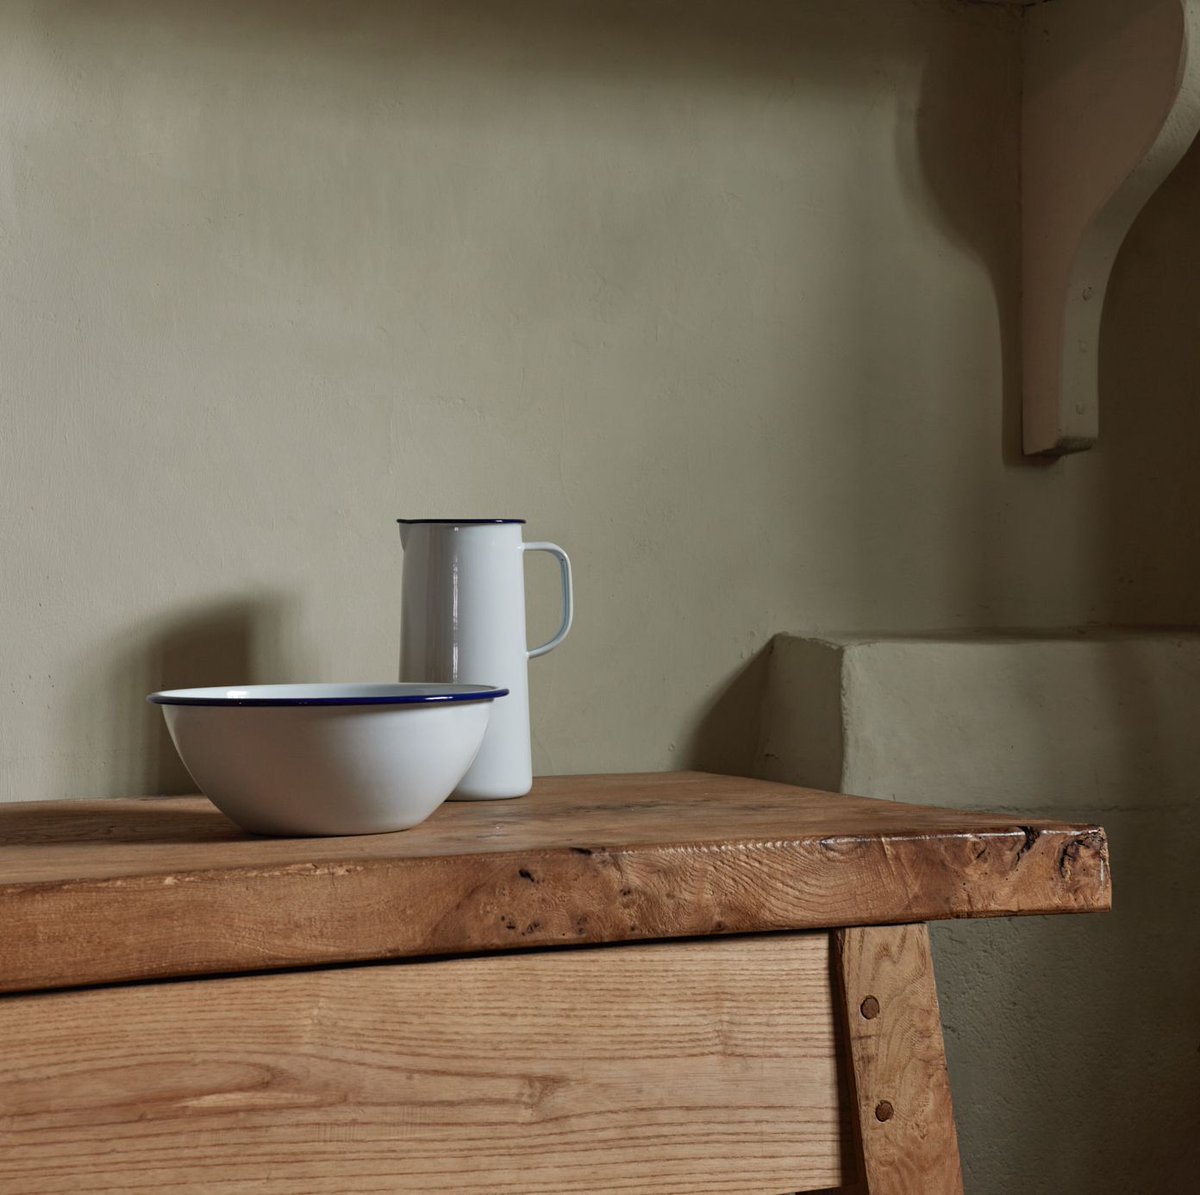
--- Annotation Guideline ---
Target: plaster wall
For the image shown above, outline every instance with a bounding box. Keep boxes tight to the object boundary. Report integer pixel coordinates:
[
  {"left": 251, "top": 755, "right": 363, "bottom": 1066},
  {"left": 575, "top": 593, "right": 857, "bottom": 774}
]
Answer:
[
  {"left": 758, "top": 631, "right": 1200, "bottom": 1194},
  {"left": 3, "top": 3, "right": 1199, "bottom": 1191},
  {"left": 0, "top": 0, "right": 1103, "bottom": 802}
]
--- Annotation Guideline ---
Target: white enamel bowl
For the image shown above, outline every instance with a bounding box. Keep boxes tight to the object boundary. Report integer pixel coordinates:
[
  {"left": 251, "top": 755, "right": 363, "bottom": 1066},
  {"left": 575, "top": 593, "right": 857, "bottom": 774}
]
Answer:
[{"left": 147, "top": 684, "right": 508, "bottom": 837}]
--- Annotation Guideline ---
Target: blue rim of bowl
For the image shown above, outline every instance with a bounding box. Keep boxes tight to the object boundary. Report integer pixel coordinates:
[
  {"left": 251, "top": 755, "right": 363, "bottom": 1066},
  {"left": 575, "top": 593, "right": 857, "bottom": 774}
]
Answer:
[
  {"left": 396, "top": 518, "right": 525, "bottom": 525},
  {"left": 147, "top": 685, "right": 509, "bottom": 707}
]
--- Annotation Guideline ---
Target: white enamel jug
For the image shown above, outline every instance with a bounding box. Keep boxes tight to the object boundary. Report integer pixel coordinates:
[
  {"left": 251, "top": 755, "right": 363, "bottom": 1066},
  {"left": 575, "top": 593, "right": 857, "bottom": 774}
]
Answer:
[{"left": 398, "top": 519, "right": 573, "bottom": 800}]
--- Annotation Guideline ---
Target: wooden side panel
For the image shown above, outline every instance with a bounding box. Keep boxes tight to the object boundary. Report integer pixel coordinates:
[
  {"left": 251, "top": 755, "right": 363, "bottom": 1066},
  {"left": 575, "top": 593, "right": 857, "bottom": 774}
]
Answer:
[
  {"left": 0, "top": 935, "right": 845, "bottom": 1194},
  {"left": 834, "top": 925, "right": 963, "bottom": 1195}
]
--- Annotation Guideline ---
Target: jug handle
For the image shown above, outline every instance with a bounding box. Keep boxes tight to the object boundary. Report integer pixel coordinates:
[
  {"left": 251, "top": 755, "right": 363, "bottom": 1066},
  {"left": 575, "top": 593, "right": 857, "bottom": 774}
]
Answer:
[{"left": 523, "top": 543, "right": 574, "bottom": 659}]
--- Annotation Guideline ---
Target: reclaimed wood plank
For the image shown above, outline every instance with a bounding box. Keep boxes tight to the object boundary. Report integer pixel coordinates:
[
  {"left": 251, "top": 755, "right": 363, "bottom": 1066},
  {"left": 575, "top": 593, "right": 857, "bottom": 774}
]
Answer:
[
  {"left": 0, "top": 772, "right": 1110, "bottom": 994},
  {"left": 834, "top": 924, "right": 964, "bottom": 1195},
  {"left": 0, "top": 935, "right": 845, "bottom": 1194}
]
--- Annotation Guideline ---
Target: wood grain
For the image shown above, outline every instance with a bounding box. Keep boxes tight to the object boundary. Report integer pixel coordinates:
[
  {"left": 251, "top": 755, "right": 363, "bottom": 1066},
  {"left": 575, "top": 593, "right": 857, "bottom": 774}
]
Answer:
[
  {"left": 0, "top": 771, "right": 1110, "bottom": 994},
  {"left": 0, "top": 934, "right": 846, "bottom": 1194},
  {"left": 834, "top": 925, "right": 964, "bottom": 1195}
]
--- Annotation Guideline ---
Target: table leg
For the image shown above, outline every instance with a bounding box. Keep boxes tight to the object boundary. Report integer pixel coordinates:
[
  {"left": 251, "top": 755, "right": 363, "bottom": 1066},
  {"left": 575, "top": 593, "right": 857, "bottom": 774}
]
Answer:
[{"left": 833, "top": 923, "right": 964, "bottom": 1195}]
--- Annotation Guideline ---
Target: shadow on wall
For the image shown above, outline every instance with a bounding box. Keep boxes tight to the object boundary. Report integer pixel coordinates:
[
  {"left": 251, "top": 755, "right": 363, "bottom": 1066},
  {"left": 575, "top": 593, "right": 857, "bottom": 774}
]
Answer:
[
  {"left": 935, "top": 648, "right": 1200, "bottom": 1194},
  {"left": 861, "top": 6, "right": 1030, "bottom": 638},
  {"left": 61, "top": 594, "right": 300, "bottom": 798},
  {"left": 1100, "top": 132, "right": 1200, "bottom": 626},
  {"left": 903, "top": 6, "right": 1023, "bottom": 467},
  {"left": 1083, "top": 132, "right": 1200, "bottom": 1195},
  {"left": 36, "top": 0, "right": 949, "bottom": 95},
  {"left": 680, "top": 644, "right": 772, "bottom": 778}
]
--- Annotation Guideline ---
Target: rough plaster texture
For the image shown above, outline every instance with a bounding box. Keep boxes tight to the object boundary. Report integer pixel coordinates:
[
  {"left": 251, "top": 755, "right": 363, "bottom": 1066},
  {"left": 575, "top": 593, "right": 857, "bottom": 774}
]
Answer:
[
  {"left": 0, "top": 0, "right": 1103, "bottom": 802},
  {"left": 3, "top": 5, "right": 1200, "bottom": 1187},
  {"left": 4, "top": 0, "right": 1196, "bottom": 805},
  {"left": 758, "top": 631, "right": 1200, "bottom": 1195}
]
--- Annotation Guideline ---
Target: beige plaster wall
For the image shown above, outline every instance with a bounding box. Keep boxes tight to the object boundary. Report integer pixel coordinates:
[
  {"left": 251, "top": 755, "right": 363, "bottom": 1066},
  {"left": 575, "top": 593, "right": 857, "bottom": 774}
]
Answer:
[
  {"left": 3, "top": 2, "right": 1198, "bottom": 1192},
  {"left": 0, "top": 0, "right": 1091, "bottom": 802},
  {"left": 757, "top": 631, "right": 1200, "bottom": 1194}
]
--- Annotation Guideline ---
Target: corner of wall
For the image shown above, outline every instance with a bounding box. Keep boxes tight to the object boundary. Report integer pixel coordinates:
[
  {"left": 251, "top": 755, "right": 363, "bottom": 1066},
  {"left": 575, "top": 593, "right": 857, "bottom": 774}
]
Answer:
[{"left": 753, "top": 633, "right": 846, "bottom": 793}]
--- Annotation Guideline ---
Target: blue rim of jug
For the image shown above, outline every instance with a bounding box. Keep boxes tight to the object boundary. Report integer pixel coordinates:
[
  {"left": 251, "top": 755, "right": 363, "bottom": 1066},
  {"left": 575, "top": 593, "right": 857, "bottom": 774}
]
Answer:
[
  {"left": 396, "top": 517, "right": 525, "bottom": 525},
  {"left": 147, "top": 685, "right": 510, "bottom": 707}
]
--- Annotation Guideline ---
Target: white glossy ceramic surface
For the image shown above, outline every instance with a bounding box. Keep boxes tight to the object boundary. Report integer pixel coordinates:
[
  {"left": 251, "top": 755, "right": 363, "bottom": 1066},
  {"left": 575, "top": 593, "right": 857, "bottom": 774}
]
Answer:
[
  {"left": 148, "top": 684, "right": 504, "bottom": 836},
  {"left": 398, "top": 519, "right": 573, "bottom": 801}
]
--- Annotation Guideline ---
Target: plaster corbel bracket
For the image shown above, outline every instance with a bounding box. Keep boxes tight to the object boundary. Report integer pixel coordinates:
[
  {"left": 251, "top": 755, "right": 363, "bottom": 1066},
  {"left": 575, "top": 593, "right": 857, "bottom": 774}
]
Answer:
[{"left": 1022, "top": 0, "right": 1200, "bottom": 457}]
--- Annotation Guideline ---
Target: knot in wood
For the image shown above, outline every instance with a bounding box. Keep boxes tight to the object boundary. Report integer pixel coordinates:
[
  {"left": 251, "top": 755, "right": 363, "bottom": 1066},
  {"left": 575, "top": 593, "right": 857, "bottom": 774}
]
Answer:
[
  {"left": 874, "top": 1100, "right": 894, "bottom": 1123},
  {"left": 860, "top": 996, "right": 880, "bottom": 1020}
]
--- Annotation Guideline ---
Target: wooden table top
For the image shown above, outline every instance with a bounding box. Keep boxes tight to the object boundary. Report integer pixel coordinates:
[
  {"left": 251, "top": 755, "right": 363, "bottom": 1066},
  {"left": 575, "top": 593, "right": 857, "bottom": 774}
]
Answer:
[{"left": 0, "top": 772, "right": 1109, "bottom": 995}]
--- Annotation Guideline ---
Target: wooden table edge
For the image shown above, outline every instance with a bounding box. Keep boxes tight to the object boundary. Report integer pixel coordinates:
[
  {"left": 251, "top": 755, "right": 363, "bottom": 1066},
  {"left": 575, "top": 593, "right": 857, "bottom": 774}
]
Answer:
[{"left": 0, "top": 821, "right": 1109, "bottom": 997}]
